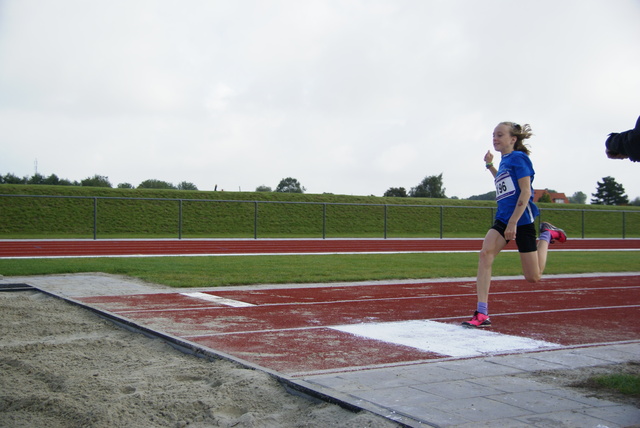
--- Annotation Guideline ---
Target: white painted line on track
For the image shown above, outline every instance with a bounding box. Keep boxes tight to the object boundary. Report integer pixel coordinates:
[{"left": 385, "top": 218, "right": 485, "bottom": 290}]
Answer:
[
  {"left": 120, "top": 289, "right": 640, "bottom": 314},
  {"left": 330, "top": 320, "right": 561, "bottom": 358},
  {"left": 180, "top": 292, "right": 255, "bottom": 307},
  {"left": 5, "top": 247, "right": 640, "bottom": 259},
  {"left": 115, "top": 294, "right": 640, "bottom": 315},
  {"left": 181, "top": 305, "right": 640, "bottom": 338}
]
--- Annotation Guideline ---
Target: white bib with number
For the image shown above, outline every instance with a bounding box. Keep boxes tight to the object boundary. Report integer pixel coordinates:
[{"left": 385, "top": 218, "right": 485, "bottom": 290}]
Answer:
[{"left": 495, "top": 171, "right": 516, "bottom": 201}]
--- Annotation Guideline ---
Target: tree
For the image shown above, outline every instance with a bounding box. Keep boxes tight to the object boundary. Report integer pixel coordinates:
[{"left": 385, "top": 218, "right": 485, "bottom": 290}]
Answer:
[
  {"left": 117, "top": 183, "right": 134, "bottom": 189},
  {"left": 27, "top": 173, "right": 45, "bottom": 185},
  {"left": 591, "top": 176, "right": 629, "bottom": 205},
  {"left": 177, "top": 181, "right": 198, "bottom": 191},
  {"left": 255, "top": 185, "right": 272, "bottom": 192},
  {"left": 569, "top": 191, "right": 587, "bottom": 204},
  {"left": 81, "top": 175, "right": 112, "bottom": 188},
  {"left": 538, "top": 192, "right": 552, "bottom": 203},
  {"left": 1, "top": 173, "right": 27, "bottom": 184},
  {"left": 138, "top": 179, "right": 177, "bottom": 189},
  {"left": 42, "top": 174, "right": 60, "bottom": 185},
  {"left": 275, "top": 177, "right": 305, "bottom": 193},
  {"left": 409, "top": 173, "right": 446, "bottom": 198},
  {"left": 57, "top": 177, "right": 76, "bottom": 186},
  {"left": 384, "top": 187, "right": 407, "bottom": 197}
]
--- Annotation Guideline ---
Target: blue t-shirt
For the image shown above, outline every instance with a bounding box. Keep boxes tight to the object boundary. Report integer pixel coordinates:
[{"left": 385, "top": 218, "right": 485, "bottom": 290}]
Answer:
[{"left": 494, "top": 151, "right": 539, "bottom": 226}]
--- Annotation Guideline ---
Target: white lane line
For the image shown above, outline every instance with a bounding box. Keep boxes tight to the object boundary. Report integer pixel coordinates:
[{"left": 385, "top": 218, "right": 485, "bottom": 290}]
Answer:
[
  {"left": 330, "top": 320, "right": 561, "bottom": 358},
  {"left": 5, "top": 247, "right": 640, "bottom": 259},
  {"left": 180, "top": 292, "right": 255, "bottom": 308},
  {"left": 114, "top": 300, "right": 640, "bottom": 315}
]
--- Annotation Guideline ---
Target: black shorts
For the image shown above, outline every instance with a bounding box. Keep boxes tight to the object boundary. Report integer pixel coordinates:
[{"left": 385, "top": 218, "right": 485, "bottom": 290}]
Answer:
[{"left": 491, "top": 220, "right": 537, "bottom": 253}]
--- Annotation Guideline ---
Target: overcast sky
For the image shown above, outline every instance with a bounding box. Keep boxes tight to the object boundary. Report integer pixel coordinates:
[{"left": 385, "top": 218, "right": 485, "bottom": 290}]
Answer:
[{"left": 1, "top": 0, "right": 639, "bottom": 200}]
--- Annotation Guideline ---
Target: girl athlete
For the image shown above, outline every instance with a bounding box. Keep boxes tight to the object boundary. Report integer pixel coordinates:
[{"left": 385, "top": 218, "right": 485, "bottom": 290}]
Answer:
[{"left": 463, "top": 122, "right": 566, "bottom": 328}]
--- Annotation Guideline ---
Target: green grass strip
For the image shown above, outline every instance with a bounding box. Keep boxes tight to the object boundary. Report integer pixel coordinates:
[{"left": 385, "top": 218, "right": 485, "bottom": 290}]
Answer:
[
  {"left": 590, "top": 374, "right": 640, "bottom": 397},
  {"left": 1, "top": 251, "right": 638, "bottom": 288}
]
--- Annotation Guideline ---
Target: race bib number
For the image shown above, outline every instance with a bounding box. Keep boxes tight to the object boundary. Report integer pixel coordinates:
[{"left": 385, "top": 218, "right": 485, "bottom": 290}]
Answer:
[{"left": 495, "top": 171, "right": 516, "bottom": 201}]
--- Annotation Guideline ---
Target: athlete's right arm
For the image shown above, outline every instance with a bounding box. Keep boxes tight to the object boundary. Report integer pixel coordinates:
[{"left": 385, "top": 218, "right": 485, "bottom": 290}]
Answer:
[{"left": 484, "top": 150, "right": 497, "bottom": 178}]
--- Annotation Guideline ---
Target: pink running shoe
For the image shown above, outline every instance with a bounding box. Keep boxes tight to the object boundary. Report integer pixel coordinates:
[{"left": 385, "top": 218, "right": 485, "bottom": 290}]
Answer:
[
  {"left": 461, "top": 311, "right": 491, "bottom": 328},
  {"left": 540, "top": 222, "right": 567, "bottom": 243}
]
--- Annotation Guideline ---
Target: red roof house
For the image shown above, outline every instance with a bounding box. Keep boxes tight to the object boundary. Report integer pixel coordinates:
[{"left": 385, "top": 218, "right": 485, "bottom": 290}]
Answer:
[{"left": 533, "top": 189, "right": 569, "bottom": 204}]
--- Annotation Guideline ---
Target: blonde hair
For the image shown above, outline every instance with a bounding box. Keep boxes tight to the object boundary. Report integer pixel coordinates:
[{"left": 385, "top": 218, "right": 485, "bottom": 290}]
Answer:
[{"left": 500, "top": 122, "right": 533, "bottom": 155}]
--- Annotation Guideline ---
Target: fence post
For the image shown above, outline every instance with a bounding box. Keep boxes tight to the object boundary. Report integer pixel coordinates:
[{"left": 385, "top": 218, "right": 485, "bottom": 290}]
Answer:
[
  {"left": 490, "top": 207, "right": 495, "bottom": 228},
  {"left": 254, "top": 202, "right": 258, "bottom": 239},
  {"left": 178, "top": 200, "right": 183, "bottom": 239},
  {"left": 322, "top": 203, "right": 326, "bottom": 239},
  {"left": 538, "top": 210, "right": 542, "bottom": 229},
  {"left": 93, "top": 197, "right": 98, "bottom": 240},
  {"left": 623, "top": 211, "right": 626, "bottom": 239},
  {"left": 439, "top": 206, "right": 444, "bottom": 239},
  {"left": 581, "top": 210, "right": 585, "bottom": 239},
  {"left": 384, "top": 205, "right": 388, "bottom": 239}
]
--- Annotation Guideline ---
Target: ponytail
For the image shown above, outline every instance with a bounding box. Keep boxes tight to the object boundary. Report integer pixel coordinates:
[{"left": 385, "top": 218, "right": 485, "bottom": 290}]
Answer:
[{"left": 501, "top": 122, "right": 533, "bottom": 155}]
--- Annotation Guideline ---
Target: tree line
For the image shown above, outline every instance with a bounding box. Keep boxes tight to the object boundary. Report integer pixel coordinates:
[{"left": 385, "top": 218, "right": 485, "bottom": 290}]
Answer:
[
  {"left": 0, "top": 172, "right": 306, "bottom": 194},
  {"left": 383, "top": 173, "right": 638, "bottom": 206},
  {"left": 1, "top": 171, "right": 637, "bottom": 205},
  {"left": 0, "top": 172, "right": 199, "bottom": 191}
]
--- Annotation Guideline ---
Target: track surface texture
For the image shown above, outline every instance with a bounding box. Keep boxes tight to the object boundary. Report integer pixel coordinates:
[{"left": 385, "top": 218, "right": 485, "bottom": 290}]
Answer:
[{"left": 77, "top": 274, "right": 640, "bottom": 377}]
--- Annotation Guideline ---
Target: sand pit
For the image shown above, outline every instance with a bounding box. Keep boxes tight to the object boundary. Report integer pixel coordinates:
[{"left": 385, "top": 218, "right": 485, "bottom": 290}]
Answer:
[{"left": 0, "top": 291, "right": 399, "bottom": 427}]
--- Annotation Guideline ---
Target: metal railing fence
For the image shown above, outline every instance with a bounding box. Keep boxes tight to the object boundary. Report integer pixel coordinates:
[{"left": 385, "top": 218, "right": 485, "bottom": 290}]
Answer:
[{"left": 1, "top": 194, "right": 639, "bottom": 239}]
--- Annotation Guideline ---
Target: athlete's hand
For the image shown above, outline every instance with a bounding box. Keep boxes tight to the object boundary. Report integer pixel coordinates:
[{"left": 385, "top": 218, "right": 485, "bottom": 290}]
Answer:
[
  {"left": 484, "top": 150, "right": 494, "bottom": 164},
  {"left": 505, "top": 222, "right": 517, "bottom": 241}
]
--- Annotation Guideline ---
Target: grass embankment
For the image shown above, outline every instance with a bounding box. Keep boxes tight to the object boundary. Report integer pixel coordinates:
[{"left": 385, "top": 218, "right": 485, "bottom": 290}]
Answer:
[
  {"left": 1, "top": 184, "right": 495, "bottom": 238},
  {"left": 2, "top": 184, "right": 640, "bottom": 239}
]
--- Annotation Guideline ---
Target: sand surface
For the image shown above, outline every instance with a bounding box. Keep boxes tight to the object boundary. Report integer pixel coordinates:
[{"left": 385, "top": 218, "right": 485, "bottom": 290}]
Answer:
[{"left": 0, "top": 291, "right": 399, "bottom": 428}]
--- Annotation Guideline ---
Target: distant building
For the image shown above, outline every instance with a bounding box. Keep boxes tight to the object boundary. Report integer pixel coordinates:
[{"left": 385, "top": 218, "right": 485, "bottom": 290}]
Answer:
[{"left": 534, "top": 189, "right": 569, "bottom": 204}]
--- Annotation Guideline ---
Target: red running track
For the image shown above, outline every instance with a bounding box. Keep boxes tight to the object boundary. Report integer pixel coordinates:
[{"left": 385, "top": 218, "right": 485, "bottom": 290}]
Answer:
[
  {"left": 78, "top": 274, "right": 640, "bottom": 377},
  {"left": 2, "top": 238, "right": 640, "bottom": 257}
]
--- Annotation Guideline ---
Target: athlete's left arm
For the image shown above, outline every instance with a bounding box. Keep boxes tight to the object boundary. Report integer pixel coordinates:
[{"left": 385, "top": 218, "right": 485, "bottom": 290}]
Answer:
[{"left": 504, "top": 176, "right": 532, "bottom": 241}]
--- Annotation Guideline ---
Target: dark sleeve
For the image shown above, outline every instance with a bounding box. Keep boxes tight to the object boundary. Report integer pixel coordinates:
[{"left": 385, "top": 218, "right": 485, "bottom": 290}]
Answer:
[{"left": 605, "top": 115, "right": 640, "bottom": 162}]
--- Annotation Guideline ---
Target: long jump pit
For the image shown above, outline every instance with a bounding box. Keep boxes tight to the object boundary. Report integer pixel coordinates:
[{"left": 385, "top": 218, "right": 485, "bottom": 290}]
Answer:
[{"left": 18, "top": 271, "right": 640, "bottom": 427}]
